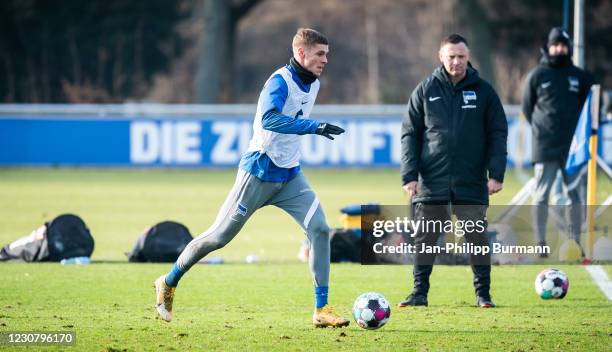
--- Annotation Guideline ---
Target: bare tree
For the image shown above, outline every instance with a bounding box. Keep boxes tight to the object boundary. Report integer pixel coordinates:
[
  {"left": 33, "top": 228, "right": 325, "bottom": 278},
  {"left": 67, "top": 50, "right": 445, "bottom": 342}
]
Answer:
[
  {"left": 455, "top": 0, "right": 497, "bottom": 89},
  {"left": 194, "top": 0, "right": 262, "bottom": 103},
  {"left": 365, "top": 1, "right": 380, "bottom": 104}
]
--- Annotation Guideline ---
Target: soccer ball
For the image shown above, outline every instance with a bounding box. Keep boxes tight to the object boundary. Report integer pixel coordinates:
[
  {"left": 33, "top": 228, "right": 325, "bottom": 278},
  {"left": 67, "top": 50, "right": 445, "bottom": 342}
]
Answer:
[
  {"left": 352, "top": 292, "right": 391, "bottom": 330},
  {"left": 535, "top": 268, "right": 569, "bottom": 299}
]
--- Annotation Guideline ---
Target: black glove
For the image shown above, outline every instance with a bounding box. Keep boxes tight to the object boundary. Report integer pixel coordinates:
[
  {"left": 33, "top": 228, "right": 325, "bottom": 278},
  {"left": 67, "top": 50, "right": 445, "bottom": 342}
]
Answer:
[{"left": 315, "top": 123, "right": 345, "bottom": 140}]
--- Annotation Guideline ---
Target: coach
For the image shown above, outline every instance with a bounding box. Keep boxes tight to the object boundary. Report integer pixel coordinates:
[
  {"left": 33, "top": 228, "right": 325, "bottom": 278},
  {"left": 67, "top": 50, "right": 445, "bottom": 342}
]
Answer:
[
  {"left": 399, "top": 34, "right": 507, "bottom": 308},
  {"left": 522, "top": 27, "right": 594, "bottom": 254}
]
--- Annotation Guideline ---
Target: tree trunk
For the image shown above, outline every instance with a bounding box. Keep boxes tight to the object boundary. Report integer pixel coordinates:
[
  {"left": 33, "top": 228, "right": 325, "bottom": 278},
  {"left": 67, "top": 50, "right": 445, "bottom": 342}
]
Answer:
[
  {"left": 195, "top": 0, "right": 232, "bottom": 103},
  {"left": 455, "top": 0, "right": 497, "bottom": 89},
  {"left": 365, "top": 1, "right": 380, "bottom": 104},
  {"left": 194, "top": 0, "right": 261, "bottom": 103}
]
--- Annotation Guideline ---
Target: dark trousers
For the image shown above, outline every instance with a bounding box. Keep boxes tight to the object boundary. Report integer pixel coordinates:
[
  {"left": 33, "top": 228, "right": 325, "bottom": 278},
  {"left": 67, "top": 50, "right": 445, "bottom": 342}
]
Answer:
[{"left": 411, "top": 200, "right": 491, "bottom": 297}]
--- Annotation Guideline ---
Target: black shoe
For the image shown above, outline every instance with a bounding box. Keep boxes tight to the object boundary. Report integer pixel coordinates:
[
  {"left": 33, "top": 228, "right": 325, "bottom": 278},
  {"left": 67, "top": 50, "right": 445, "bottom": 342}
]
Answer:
[
  {"left": 537, "top": 241, "right": 548, "bottom": 258},
  {"left": 476, "top": 296, "right": 495, "bottom": 308},
  {"left": 398, "top": 293, "right": 428, "bottom": 307}
]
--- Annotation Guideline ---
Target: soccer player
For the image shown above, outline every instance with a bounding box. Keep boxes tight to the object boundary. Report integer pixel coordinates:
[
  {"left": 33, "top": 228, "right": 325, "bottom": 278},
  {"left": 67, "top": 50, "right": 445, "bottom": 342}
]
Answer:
[
  {"left": 399, "top": 34, "right": 507, "bottom": 308},
  {"left": 154, "top": 28, "right": 349, "bottom": 328}
]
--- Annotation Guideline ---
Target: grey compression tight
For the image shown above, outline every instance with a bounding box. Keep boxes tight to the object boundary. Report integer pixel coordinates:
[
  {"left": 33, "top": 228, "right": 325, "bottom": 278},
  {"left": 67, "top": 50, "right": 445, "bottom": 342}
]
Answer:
[{"left": 176, "top": 169, "right": 331, "bottom": 287}]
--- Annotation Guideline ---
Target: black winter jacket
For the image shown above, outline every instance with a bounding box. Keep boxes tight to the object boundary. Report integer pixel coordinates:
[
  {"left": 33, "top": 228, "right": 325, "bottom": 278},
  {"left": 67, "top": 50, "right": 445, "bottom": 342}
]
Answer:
[
  {"left": 522, "top": 53, "right": 594, "bottom": 163},
  {"left": 401, "top": 66, "right": 508, "bottom": 205}
]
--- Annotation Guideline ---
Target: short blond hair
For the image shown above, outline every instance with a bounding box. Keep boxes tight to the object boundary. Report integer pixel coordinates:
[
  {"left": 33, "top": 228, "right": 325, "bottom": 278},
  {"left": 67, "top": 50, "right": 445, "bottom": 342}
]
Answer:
[{"left": 292, "top": 28, "right": 328, "bottom": 49}]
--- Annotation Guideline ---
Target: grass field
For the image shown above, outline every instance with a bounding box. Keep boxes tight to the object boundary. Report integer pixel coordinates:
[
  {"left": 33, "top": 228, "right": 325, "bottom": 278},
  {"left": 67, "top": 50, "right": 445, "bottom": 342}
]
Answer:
[{"left": 0, "top": 168, "right": 611, "bottom": 351}]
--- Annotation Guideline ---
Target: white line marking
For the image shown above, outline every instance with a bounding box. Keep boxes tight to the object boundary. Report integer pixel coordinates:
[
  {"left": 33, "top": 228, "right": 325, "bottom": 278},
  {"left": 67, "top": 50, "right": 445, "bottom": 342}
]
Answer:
[{"left": 585, "top": 265, "right": 612, "bottom": 301}]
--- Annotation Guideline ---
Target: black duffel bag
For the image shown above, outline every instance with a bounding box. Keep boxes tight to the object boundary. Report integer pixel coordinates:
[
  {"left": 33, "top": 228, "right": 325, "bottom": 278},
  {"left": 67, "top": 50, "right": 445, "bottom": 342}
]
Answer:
[
  {"left": 127, "top": 221, "right": 193, "bottom": 263},
  {"left": 330, "top": 228, "right": 361, "bottom": 263},
  {"left": 0, "top": 214, "right": 94, "bottom": 262}
]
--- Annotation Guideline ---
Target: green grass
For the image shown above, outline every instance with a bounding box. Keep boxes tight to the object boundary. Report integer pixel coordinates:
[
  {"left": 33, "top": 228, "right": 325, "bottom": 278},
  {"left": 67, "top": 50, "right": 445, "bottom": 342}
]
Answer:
[
  {"left": 0, "top": 168, "right": 610, "bottom": 351},
  {"left": 0, "top": 168, "right": 410, "bottom": 261},
  {"left": 1, "top": 168, "right": 608, "bottom": 262},
  {"left": 0, "top": 263, "right": 610, "bottom": 351}
]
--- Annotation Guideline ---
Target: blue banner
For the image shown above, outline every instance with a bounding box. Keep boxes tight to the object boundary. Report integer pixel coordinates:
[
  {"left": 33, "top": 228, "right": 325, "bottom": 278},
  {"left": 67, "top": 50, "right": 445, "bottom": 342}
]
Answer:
[
  {"left": 0, "top": 116, "right": 401, "bottom": 167},
  {"left": 0, "top": 111, "right": 609, "bottom": 168}
]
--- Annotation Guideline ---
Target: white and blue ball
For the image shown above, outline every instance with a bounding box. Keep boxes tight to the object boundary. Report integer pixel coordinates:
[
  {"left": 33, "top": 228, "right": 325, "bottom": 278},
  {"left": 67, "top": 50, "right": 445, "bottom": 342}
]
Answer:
[
  {"left": 352, "top": 292, "right": 391, "bottom": 330},
  {"left": 535, "top": 268, "right": 569, "bottom": 299}
]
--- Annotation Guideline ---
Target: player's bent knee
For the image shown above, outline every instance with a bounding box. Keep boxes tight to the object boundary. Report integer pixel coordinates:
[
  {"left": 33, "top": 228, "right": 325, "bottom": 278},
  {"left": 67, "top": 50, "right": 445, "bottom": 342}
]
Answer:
[
  {"left": 308, "top": 221, "right": 330, "bottom": 239},
  {"left": 205, "top": 238, "right": 229, "bottom": 251},
  {"left": 188, "top": 236, "right": 229, "bottom": 254}
]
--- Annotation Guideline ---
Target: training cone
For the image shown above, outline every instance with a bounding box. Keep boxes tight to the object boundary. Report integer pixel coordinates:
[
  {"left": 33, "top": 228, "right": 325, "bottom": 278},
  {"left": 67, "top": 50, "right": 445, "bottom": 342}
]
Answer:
[
  {"left": 593, "top": 236, "right": 612, "bottom": 261},
  {"left": 558, "top": 239, "right": 582, "bottom": 262}
]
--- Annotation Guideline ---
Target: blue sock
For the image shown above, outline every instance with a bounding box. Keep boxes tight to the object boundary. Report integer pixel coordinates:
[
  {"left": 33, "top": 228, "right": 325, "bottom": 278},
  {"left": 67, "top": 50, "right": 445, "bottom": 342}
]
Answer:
[
  {"left": 314, "top": 286, "right": 328, "bottom": 309},
  {"left": 164, "top": 263, "right": 185, "bottom": 288}
]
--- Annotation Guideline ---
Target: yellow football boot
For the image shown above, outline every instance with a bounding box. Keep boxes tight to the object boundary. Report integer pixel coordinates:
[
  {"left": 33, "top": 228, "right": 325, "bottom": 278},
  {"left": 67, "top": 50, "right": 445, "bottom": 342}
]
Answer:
[
  {"left": 154, "top": 275, "right": 175, "bottom": 322},
  {"left": 312, "top": 305, "right": 350, "bottom": 328}
]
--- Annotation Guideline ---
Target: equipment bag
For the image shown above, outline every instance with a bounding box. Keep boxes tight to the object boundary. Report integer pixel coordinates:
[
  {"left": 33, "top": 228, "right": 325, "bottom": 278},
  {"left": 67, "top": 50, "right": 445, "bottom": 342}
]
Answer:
[
  {"left": 330, "top": 228, "right": 361, "bottom": 263},
  {"left": 0, "top": 214, "right": 94, "bottom": 262},
  {"left": 127, "top": 221, "right": 193, "bottom": 263}
]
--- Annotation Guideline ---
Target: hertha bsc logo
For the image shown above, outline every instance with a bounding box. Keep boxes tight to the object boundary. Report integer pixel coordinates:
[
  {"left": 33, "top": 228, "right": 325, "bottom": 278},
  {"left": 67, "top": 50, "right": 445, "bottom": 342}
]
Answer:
[
  {"left": 462, "top": 91, "right": 477, "bottom": 105},
  {"left": 236, "top": 203, "right": 248, "bottom": 216},
  {"left": 462, "top": 91, "right": 477, "bottom": 109}
]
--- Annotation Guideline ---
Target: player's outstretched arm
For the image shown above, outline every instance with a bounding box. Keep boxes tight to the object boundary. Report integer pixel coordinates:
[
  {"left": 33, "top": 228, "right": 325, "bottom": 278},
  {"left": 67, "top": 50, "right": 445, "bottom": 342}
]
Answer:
[
  {"left": 315, "top": 123, "right": 345, "bottom": 140},
  {"left": 262, "top": 109, "right": 320, "bottom": 135}
]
